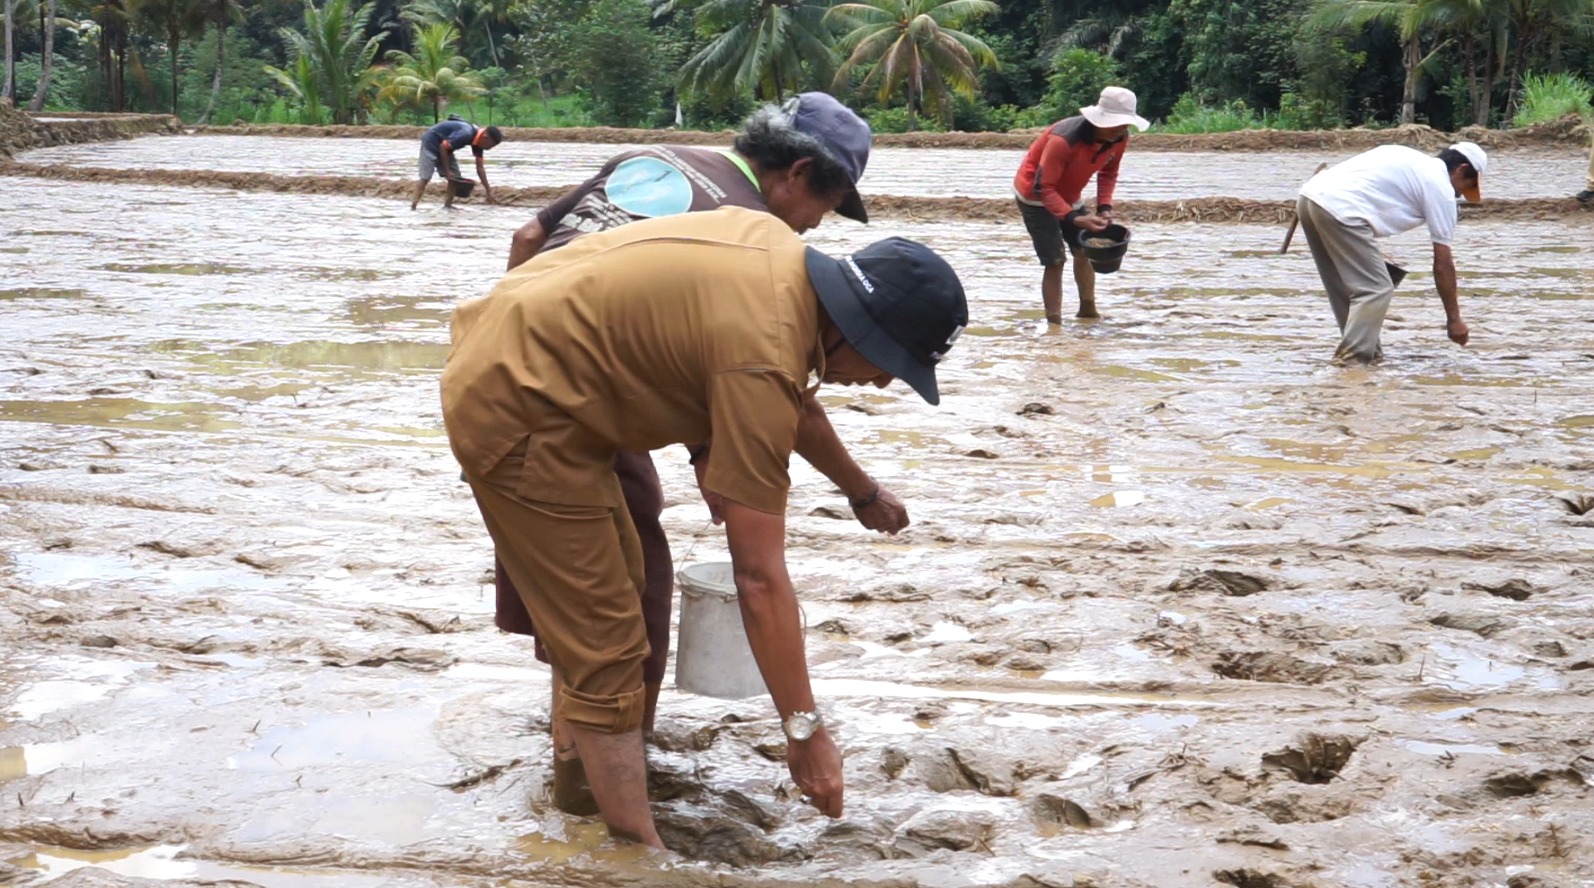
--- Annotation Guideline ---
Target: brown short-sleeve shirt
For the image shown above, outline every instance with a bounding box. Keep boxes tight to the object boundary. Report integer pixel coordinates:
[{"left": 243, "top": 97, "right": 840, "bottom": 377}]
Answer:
[{"left": 442, "top": 207, "right": 822, "bottom": 515}]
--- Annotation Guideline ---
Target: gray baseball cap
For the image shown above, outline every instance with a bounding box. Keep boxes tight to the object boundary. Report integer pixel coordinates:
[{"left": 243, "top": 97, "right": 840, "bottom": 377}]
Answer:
[
  {"left": 782, "top": 92, "right": 872, "bottom": 223},
  {"left": 805, "top": 238, "right": 968, "bottom": 405}
]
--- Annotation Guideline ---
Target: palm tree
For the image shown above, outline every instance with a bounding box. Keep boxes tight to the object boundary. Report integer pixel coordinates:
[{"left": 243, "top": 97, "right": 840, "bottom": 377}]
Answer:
[
  {"left": 827, "top": 0, "right": 999, "bottom": 129},
  {"left": 661, "top": 0, "right": 840, "bottom": 102},
  {"left": 1308, "top": 0, "right": 1455, "bottom": 125},
  {"left": 193, "top": 0, "right": 242, "bottom": 124},
  {"left": 401, "top": 0, "right": 509, "bottom": 68},
  {"left": 268, "top": 0, "right": 388, "bottom": 124},
  {"left": 1497, "top": 0, "right": 1594, "bottom": 114},
  {"left": 265, "top": 53, "right": 324, "bottom": 123},
  {"left": 132, "top": 0, "right": 204, "bottom": 117},
  {"left": 379, "top": 21, "right": 483, "bottom": 121}
]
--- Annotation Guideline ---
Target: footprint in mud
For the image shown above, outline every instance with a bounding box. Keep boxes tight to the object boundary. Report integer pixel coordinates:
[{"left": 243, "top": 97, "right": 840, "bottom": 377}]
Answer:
[{"left": 1261, "top": 732, "right": 1362, "bottom": 784}]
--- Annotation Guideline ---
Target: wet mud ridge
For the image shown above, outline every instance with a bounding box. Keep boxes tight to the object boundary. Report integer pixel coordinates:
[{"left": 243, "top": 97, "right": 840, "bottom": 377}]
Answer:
[
  {"left": 191, "top": 115, "right": 1594, "bottom": 152},
  {"left": 4, "top": 160, "right": 1593, "bottom": 224},
  {"left": 0, "top": 102, "right": 180, "bottom": 159}
]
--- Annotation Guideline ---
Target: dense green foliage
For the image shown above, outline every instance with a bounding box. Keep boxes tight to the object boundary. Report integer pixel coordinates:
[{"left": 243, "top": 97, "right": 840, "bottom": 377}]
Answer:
[{"left": 5, "top": 0, "right": 1593, "bottom": 130}]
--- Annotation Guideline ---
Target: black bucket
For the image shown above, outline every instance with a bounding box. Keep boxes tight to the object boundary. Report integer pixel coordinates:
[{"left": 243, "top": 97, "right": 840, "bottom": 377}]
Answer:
[
  {"left": 1078, "top": 224, "right": 1131, "bottom": 274},
  {"left": 1385, "top": 260, "right": 1407, "bottom": 288},
  {"left": 449, "top": 178, "right": 477, "bottom": 198}
]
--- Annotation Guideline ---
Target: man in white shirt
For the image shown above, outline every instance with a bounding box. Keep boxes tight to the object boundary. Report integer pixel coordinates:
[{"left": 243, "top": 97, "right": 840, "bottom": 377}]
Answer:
[{"left": 1296, "top": 142, "right": 1486, "bottom": 363}]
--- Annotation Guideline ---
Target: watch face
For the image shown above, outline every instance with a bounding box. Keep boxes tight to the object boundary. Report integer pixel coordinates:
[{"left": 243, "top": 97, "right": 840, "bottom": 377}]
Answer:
[{"left": 785, "top": 713, "right": 818, "bottom": 741}]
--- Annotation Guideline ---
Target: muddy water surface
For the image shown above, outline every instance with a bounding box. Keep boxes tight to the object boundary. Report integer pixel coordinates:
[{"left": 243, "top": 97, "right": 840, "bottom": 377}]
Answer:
[
  {"left": 18, "top": 135, "right": 1590, "bottom": 200},
  {"left": 3, "top": 163, "right": 1594, "bottom": 888}
]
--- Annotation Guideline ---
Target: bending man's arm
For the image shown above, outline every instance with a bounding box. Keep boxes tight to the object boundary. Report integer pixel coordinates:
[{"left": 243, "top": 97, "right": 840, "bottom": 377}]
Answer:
[
  {"left": 508, "top": 217, "right": 548, "bottom": 270},
  {"left": 1432, "top": 243, "right": 1467, "bottom": 346},
  {"left": 722, "top": 498, "right": 843, "bottom": 818},
  {"left": 474, "top": 152, "right": 494, "bottom": 203},
  {"left": 793, "top": 394, "right": 908, "bottom": 533}
]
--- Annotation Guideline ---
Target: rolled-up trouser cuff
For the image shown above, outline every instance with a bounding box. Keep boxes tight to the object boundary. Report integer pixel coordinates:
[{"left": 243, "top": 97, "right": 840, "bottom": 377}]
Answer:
[{"left": 559, "top": 682, "right": 646, "bottom": 734}]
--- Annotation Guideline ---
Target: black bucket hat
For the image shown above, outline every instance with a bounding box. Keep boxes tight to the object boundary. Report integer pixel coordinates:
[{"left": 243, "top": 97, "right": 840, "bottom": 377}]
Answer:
[{"left": 804, "top": 238, "right": 968, "bottom": 405}]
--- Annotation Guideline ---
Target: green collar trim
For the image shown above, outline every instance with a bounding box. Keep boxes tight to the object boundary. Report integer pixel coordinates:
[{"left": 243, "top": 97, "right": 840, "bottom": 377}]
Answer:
[{"left": 718, "top": 150, "right": 762, "bottom": 193}]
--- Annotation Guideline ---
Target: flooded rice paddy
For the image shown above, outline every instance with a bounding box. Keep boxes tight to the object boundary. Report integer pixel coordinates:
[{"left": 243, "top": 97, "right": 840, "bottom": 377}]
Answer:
[
  {"left": 3, "top": 139, "right": 1594, "bottom": 888},
  {"left": 17, "top": 134, "right": 1591, "bottom": 201}
]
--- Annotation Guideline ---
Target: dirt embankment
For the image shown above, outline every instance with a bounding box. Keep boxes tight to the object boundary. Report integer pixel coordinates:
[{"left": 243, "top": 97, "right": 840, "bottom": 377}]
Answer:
[
  {"left": 192, "top": 115, "right": 1593, "bottom": 152},
  {"left": 4, "top": 160, "right": 1591, "bottom": 224},
  {"left": 0, "top": 101, "right": 181, "bottom": 158}
]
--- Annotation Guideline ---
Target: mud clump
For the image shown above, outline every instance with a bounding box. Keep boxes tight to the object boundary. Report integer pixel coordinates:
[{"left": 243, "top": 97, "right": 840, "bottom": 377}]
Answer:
[
  {"left": 1031, "top": 793, "right": 1093, "bottom": 828},
  {"left": 1215, "top": 869, "right": 1291, "bottom": 888},
  {"left": 892, "top": 806, "right": 997, "bottom": 856},
  {"left": 1213, "top": 651, "right": 1334, "bottom": 684},
  {"left": 654, "top": 805, "right": 789, "bottom": 866},
  {"left": 1262, "top": 733, "right": 1362, "bottom": 784},
  {"left": 1462, "top": 578, "right": 1536, "bottom": 600},
  {"left": 1169, "top": 568, "right": 1271, "bottom": 597}
]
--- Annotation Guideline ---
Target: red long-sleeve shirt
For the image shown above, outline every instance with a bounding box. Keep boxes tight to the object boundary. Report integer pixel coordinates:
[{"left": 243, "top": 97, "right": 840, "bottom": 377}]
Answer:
[{"left": 1013, "top": 116, "right": 1128, "bottom": 218}]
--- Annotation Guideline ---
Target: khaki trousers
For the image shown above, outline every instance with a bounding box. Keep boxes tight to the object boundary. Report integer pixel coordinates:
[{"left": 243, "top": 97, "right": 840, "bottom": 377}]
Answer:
[
  {"left": 467, "top": 442, "right": 649, "bottom": 734},
  {"left": 1296, "top": 195, "right": 1393, "bottom": 364}
]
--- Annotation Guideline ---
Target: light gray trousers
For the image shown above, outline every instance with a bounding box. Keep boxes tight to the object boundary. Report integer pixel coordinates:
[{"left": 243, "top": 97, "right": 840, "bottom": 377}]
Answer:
[{"left": 1296, "top": 195, "right": 1394, "bottom": 363}]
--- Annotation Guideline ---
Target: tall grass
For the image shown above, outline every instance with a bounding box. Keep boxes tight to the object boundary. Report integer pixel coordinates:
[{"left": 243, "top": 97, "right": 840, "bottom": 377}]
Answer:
[
  {"left": 1158, "top": 95, "right": 1269, "bottom": 134},
  {"left": 1513, "top": 72, "right": 1593, "bottom": 128}
]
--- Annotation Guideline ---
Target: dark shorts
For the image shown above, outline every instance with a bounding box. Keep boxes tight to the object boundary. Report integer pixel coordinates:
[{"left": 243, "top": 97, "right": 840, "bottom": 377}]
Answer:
[{"left": 1017, "top": 199, "right": 1087, "bottom": 267}]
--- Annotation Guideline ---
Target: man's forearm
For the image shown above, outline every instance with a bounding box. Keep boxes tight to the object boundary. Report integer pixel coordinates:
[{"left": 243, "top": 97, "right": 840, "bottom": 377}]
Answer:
[
  {"left": 793, "top": 395, "right": 872, "bottom": 501},
  {"left": 508, "top": 219, "right": 548, "bottom": 270},
  {"left": 1434, "top": 254, "right": 1461, "bottom": 322},
  {"left": 723, "top": 503, "right": 814, "bottom": 719},
  {"left": 476, "top": 157, "right": 491, "bottom": 189}
]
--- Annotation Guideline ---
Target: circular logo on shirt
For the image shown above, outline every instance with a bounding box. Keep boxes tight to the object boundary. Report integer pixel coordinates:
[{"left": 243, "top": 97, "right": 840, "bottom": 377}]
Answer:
[{"left": 605, "top": 156, "right": 693, "bottom": 218}]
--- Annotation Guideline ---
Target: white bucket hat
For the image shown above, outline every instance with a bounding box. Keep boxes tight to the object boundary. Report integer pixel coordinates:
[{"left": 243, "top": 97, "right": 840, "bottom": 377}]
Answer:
[{"left": 1081, "top": 86, "right": 1150, "bottom": 132}]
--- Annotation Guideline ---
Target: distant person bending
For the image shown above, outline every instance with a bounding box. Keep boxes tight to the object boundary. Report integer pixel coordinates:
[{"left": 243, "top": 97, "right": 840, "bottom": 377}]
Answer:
[
  {"left": 412, "top": 118, "right": 502, "bottom": 210},
  {"left": 1013, "top": 86, "right": 1149, "bottom": 322},
  {"left": 1295, "top": 142, "right": 1486, "bottom": 363}
]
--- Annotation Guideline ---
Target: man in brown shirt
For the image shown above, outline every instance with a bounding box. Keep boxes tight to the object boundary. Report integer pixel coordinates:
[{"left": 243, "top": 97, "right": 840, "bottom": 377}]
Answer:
[
  {"left": 496, "top": 93, "right": 913, "bottom": 815},
  {"left": 442, "top": 206, "right": 968, "bottom": 848}
]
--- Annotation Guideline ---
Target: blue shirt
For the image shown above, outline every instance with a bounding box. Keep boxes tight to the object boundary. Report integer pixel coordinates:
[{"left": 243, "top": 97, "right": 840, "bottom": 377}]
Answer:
[{"left": 422, "top": 120, "right": 479, "bottom": 154}]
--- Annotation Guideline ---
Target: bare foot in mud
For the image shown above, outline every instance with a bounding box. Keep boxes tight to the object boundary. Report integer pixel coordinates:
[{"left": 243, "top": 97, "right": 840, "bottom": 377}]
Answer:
[
  {"left": 1076, "top": 303, "right": 1101, "bottom": 320},
  {"left": 1046, "top": 314, "right": 1064, "bottom": 326}
]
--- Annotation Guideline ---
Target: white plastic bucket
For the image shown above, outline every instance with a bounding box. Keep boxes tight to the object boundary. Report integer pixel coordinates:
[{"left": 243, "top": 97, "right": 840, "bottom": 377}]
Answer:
[{"left": 674, "top": 562, "right": 768, "bottom": 700}]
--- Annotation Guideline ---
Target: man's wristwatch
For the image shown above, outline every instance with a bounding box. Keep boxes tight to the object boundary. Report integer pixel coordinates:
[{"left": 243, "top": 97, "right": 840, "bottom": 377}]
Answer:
[{"left": 782, "top": 711, "right": 822, "bottom": 742}]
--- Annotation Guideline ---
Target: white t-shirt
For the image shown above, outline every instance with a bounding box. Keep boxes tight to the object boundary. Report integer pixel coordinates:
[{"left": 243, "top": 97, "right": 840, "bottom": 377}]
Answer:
[{"left": 1299, "top": 145, "right": 1459, "bottom": 245}]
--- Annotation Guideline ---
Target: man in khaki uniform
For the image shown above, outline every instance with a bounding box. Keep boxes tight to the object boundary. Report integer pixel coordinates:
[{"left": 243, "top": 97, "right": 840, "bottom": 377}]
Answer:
[{"left": 442, "top": 206, "right": 968, "bottom": 848}]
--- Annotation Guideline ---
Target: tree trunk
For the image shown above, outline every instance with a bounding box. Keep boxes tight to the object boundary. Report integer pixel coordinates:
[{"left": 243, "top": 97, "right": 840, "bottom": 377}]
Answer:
[
  {"left": 1399, "top": 35, "right": 1418, "bottom": 125},
  {"left": 115, "top": 30, "right": 126, "bottom": 111},
  {"left": 3, "top": 0, "right": 15, "bottom": 101},
  {"left": 26, "top": 0, "right": 55, "bottom": 112},
  {"left": 168, "top": 34, "right": 179, "bottom": 117},
  {"left": 199, "top": 20, "right": 224, "bottom": 124}
]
